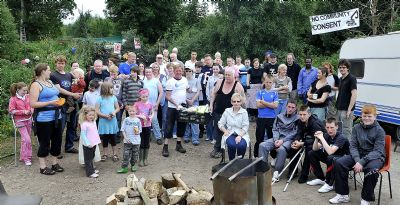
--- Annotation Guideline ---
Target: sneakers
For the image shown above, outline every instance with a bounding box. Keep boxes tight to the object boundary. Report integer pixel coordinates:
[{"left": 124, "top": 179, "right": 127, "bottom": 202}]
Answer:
[
  {"left": 298, "top": 175, "right": 308, "bottom": 184},
  {"left": 117, "top": 167, "right": 129, "bottom": 174},
  {"left": 360, "top": 199, "right": 370, "bottom": 205},
  {"left": 183, "top": 139, "right": 190, "bottom": 143},
  {"left": 66, "top": 147, "right": 79, "bottom": 153},
  {"left": 318, "top": 183, "right": 334, "bottom": 193},
  {"left": 162, "top": 145, "right": 169, "bottom": 157},
  {"left": 329, "top": 194, "right": 350, "bottom": 204},
  {"left": 307, "top": 178, "right": 325, "bottom": 186},
  {"left": 211, "top": 140, "right": 216, "bottom": 144},
  {"left": 173, "top": 135, "right": 177, "bottom": 139},
  {"left": 270, "top": 158, "right": 276, "bottom": 167},
  {"left": 94, "top": 170, "right": 99, "bottom": 174},
  {"left": 205, "top": 138, "right": 210, "bottom": 141},
  {"left": 24, "top": 160, "right": 32, "bottom": 166},
  {"left": 192, "top": 141, "right": 200, "bottom": 146},
  {"left": 176, "top": 143, "right": 186, "bottom": 153},
  {"left": 272, "top": 171, "right": 280, "bottom": 182},
  {"left": 89, "top": 173, "right": 99, "bottom": 178},
  {"left": 156, "top": 139, "right": 163, "bottom": 145}
]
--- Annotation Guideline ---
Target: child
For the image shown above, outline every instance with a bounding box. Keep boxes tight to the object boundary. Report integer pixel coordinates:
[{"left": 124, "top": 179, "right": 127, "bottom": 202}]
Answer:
[
  {"left": 95, "top": 82, "right": 120, "bottom": 162},
  {"left": 79, "top": 106, "right": 101, "bottom": 178},
  {"left": 184, "top": 67, "right": 201, "bottom": 145},
  {"left": 117, "top": 105, "right": 142, "bottom": 173},
  {"left": 67, "top": 68, "right": 86, "bottom": 113},
  {"left": 134, "top": 89, "right": 153, "bottom": 166},
  {"left": 254, "top": 75, "right": 279, "bottom": 158},
  {"left": 82, "top": 80, "right": 100, "bottom": 107},
  {"left": 8, "top": 82, "right": 33, "bottom": 166}
]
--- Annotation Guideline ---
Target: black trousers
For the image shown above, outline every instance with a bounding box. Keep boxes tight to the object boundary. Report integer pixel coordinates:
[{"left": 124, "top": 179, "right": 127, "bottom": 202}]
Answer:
[
  {"left": 83, "top": 145, "right": 96, "bottom": 176},
  {"left": 165, "top": 107, "right": 187, "bottom": 139},
  {"left": 157, "top": 105, "right": 163, "bottom": 130},
  {"left": 140, "top": 127, "right": 151, "bottom": 149},
  {"left": 254, "top": 118, "right": 274, "bottom": 157},
  {"left": 308, "top": 150, "right": 342, "bottom": 185},
  {"left": 36, "top": 120, "right": 62, "bottom": 158},
  {"left": 334, "top": 155, "right": 383, "bottom": 201},
  {"left": 212, "top": 112, "right": 223, "bottom": 152},
  {"left": 101, "top": 134, "right": 116, "bottom": 147}
]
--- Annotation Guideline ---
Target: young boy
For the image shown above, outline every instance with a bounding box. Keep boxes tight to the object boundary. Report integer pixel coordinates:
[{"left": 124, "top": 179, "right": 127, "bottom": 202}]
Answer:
[
  {"left": 117, "top": 106, "right": 142, "bottom": 173},
  {"left": 68, "top": 68, "right": 86, "bottom": 113},
  {"left": 82, "top": 80, "right": 100, "bottom": 107},
  {"left": 183, "top": 67, "right": 202, "bottom": 145}
]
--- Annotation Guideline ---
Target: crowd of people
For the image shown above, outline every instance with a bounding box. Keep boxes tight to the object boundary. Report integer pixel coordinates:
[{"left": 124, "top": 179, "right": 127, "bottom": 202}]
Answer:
[{"left": 8, "top": 48, "right": 386, "bottom": 205}]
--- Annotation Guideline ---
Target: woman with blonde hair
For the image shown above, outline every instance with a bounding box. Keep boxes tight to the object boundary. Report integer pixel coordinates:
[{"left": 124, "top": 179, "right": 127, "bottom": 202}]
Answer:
[{"left": 273, "top": 64, "right": 292, "bottom": 115}]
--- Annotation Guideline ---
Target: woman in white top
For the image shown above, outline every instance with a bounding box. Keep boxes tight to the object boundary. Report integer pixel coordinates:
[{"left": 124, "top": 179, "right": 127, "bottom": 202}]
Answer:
[
  {"left": 273, "top": 64, "right": 292, "bottom": 115},
  {"left": 218, "top": 93, "right": 250, "bottom": 160}
]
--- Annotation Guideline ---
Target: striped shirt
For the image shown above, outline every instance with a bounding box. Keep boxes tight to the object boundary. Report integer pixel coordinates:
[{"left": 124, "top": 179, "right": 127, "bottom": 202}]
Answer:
[{"left": 122, "top": 77, "right": 143, "bottom": 106}]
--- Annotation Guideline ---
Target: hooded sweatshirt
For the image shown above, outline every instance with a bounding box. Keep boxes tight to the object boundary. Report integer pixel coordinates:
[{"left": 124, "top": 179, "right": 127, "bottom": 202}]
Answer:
[
  {"left": 272, "top": 112, "right": 299, "bottom": 142},
  {"left": 350, "top": 121, "right": 385, "bottom": 166},
  {"left": 295, "top": 114, "right": 326, "bottom": 144}
]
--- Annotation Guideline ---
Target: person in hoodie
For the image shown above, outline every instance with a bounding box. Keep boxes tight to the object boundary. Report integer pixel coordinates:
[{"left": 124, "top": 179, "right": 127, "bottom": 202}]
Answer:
[
  {"left": 329, "top": 105, "right": 385, "bottom": 205},
  {"left": 291, "top": 105, "right": 327, "bottom": 184},
  {"left": 258, "top": 100, "right": 299, "bottom": 182}
]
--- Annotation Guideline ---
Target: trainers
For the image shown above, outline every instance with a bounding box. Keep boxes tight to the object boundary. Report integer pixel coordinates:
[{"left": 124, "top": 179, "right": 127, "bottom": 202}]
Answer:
[
  {"left": 270, "top": 158, "right": 276, "bottom": 167},
  {"left": 94, "top": 170, "right": 99, "bottom": 174},
  {"left": 318, "top": 183, "right": 334, "bottom": 193},
  {"left": 272, "top": 171, "right": 280, "bottom": 182},
  {"left": 307, "top": 178, "right": 325, "bottom": 186},
  {"left": 117, "top": 167, "right": 129, "bottom": 173},
  {"left": 173, "top": 135, "right": 177, "bottom": 139},
  {"left": 205, "top": 138, "right": 210, "bottom": 141},
  {"left": 25, "top": 160, "right": 32, "bottom": 166},
  {"left": 329, "top": 194, "right": 350, "bottom": 204},
  {"left": 298, "top": 175, "right": 308, "bottom": 184},
  {"left": 360, "top": 199, "right": 370, "bottom": 205},
  {"left": 131, "top": 165, "right": 137, "bottom": 172},
  {"left": 156, "top": 139, "right": 163, "bottom": 145},
  {"left": 89, "top": 173, "right": 99, "bottom": 178},
  {"left": 162, "top": 145, "right": 169, "bottom": 157},
  {"left": 192, "top": 141, "right": 200, "bottom": 146},
  {"left": 66, "top": 148, "right": 79, "bottom": 153},
  {"left": 176, "top": 143, "right": 186, "bottom": 153},
  {"left": 183, "top": 139, "right": 190, "bottom": 143},
  {"left": 211, "top": 140, "right": 216, "bottom": 144}
]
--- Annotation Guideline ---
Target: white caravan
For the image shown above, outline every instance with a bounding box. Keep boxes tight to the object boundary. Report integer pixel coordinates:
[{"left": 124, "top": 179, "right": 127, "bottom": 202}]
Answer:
[{"left": 339, "top": 32, "right": 400, "bottom": 137}]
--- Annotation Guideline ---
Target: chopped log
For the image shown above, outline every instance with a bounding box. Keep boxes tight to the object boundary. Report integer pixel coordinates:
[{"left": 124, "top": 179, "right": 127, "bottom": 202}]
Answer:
[
  {"left": 134, "top": 181, "right": 152, "bottom": 205},
  {"left": 124, "top": 196, "right": 143, "bottom": 205},
  {"left": 106, "top": 194, "right": 118, "bottom": 205},
  {"left": 173, "top": 173, "right": 191, "bottom": 193},
  {"left": 144, "top": 180, "right": 163, "bottom": 198},
  {"left": 149, "top": 197, "right": 159, "bottom": 205},
  {"left": 127, "top": 174, "right": 139, "bottom": 189},
  {"left": 198, "top": 191, "right": 213, "bottom": 201},
  {"left": 186, "top": 191, "right": 213, "bottom": 205},
  {"left": 161, "top": 173, "right": 178, "bottom": 189},
  {"left": 128, "top": 190, "right": 141, "bottom": 198},
  {"left": 169, "top": 189, "right": 188, "bottom": 205},
  {"left": 116, "top": 187, "right": 131, "bottom": 202},
  {"left": 160, "top": 187, "right": 179, "bottom": 204},
  {"left": 117, "top": 202, "right": 127, "bottom": 205}
]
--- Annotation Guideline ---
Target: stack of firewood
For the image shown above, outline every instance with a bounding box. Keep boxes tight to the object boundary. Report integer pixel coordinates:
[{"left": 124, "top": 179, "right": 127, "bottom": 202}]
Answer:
[{"left": 106, "top": 173, "right": 213, "bottom": 205}]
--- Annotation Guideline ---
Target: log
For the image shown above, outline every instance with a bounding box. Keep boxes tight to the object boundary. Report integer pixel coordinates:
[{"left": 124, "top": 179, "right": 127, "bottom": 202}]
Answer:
[
  {"left": 117, "top": 202, "right": 127, "bottom": 205},
  {"left": 160, "top": 187, "right": 179, "bottom": 204},
  {"left": 124, "top": 196, "right": 143, "bottom": 205},
  {"left": 149, "top": 197, "right": 159, "bottom": 205},
  {"left": 144, "top": 180, "right": 163, "bottom": 198},
  {"left": 161, "top": 173, "right": 178, "bottom": 189},
  {"left": 106, "top": 194, "right": 118, "bottom": 205},
  {"left": 173, "top": 173, "right": 191, "bottom": 193},
  {"left": 186, "top": 191, "right": 213, "bottom": 205},
  {"left": 128, "top": 190, "right": 141, "bottom": 198},
  {"left": 134, "top": 181, "right": 152, "bottom": 205},
  {"left": 169, "top": 189, "right": 188, "bottom": 205},
  {"left": 116, "top": 187, "right": 131, "bottom": 202},
  {"left": 127, "top": 174, "right": 139, "bottom": 189}
]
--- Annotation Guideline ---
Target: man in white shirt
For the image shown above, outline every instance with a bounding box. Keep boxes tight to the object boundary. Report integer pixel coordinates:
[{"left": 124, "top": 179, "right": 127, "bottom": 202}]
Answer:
[{"left": 184, "top": 51, "right": 198, "bottom": 70}]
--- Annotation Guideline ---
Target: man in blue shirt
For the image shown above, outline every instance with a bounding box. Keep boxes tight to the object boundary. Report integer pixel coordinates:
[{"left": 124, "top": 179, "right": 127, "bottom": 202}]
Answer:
[
  {"left": 297, "top": 57, "right": 318, "bottom": 104},
  {"left": 239, "top": 58, "right": 251, "bottom": 88},
  {"left": 119, "top": 52, "right": 138, "bottom": 75}
]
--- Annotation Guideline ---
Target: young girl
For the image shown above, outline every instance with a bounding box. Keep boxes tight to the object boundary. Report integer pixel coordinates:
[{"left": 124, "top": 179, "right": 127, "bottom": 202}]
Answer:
[
  {"left": 254, "top": 75, "right": 279, "bottom": 158},
  {"left": 79, "top": 106, "right": 101, "bottom": 178},
  {"left": 117, "top": 105, "right": 142, "bottom": 173},
  {"left": 8, "top": 82, "right": 33, "bottom": 166},
  {"left": 134, "top": 89, "right": 153, "bottom": 166},
  {"left": 95, "top": 82, "right": 120, "bottom": 162}
]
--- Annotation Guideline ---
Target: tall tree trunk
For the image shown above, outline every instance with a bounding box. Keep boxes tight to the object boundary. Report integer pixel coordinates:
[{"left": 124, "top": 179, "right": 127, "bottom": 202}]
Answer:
[{"left": 370, "top": 0, "right": 379, "bottom": 35}]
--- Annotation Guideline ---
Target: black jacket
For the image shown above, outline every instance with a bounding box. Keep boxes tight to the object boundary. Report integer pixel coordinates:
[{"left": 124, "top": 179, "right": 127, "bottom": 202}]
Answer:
[{"left": 295, "top": 114, "right": 326, "bottom": 144}]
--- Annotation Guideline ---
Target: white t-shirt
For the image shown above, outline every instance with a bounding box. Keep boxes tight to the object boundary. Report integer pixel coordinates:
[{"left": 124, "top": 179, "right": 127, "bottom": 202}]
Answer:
[
  {"left": 82, "top": 90, "right": 100, "bottom": 107},
  {"left": 166, "top": 77, "right": 189, "bottom": 108},
  {"left": 184, "top": 60, "right": 196, "bottom": 70},
  {"left": 327, "top": 75, "right": 337, "bottom": 97},
  {"left": 159, "top": 63, "right": 167, "bottom": 76}
]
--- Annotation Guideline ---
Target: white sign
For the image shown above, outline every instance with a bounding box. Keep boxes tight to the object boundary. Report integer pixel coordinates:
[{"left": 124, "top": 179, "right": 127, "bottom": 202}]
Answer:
[
  {"left": 113, "top": 43, "right": 121, "bottom": 54},
  {"left": 134, "top": 38, "right": 141, "bottom": 49},
  {"left": 310, "top": 8, "right": 359, "bottom": 35}
]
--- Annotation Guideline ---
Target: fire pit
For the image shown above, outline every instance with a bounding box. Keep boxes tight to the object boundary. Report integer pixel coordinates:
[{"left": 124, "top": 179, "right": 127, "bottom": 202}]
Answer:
[{"left": 211, "top": 158, "right": 273, "bottom": 205}]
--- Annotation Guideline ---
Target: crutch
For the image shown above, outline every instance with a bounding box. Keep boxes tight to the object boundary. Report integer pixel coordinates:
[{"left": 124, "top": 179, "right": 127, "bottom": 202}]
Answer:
[
  {"left": 283, "top": 148, "right": 305, "bottom": 192},
  {"left": 271, "top": 147, "right": 304, "bottom": 185},
  {"left": 10, "top": 114, "right": 32, "bottom": 166}
]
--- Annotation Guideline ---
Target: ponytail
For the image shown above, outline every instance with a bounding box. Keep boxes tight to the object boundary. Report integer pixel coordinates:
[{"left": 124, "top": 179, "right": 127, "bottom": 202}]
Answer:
[{"left": 10, "top": 82, "right": 27, "bottom": 96}]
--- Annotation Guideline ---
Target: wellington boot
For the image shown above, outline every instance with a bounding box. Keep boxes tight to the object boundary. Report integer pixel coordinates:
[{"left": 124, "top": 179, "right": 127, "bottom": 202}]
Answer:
[
  {"left": 139, "top": 148, "right": 144, "bottom": 167},
  {"left": 143, "top": 149, "right": 149, "bottom": 166}
]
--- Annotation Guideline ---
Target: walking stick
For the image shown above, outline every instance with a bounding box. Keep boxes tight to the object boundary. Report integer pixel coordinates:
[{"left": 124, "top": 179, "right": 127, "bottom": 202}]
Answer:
[
  {"left": 283, "top": 148, "right": 305, "bottom": 192},
  {"left": 272, "top": 147, "right": 304, "bottom": 185}
]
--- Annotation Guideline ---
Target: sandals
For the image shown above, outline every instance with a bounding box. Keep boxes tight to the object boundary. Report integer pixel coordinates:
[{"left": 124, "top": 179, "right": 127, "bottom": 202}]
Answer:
[
  {"left": 51, "top": 164, "right": 64, "bottom": 172},
  {"left": 101, "top": 155, "right": 108, "bottom": 161},
  {"left": 112, "top": 155, "right": 119, "bottom": 162},
  {"left": 40, "top": 167, "right": 56, "bottom": 175}
]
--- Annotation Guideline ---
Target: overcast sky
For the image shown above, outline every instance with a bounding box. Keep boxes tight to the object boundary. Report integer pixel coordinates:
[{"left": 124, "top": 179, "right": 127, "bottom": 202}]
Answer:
[{"left": 63, "top": 0, "right": 106, "bottom": 24}]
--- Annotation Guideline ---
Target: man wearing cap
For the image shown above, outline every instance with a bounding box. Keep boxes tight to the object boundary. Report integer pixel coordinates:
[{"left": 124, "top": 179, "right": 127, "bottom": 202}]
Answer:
[{"left": 263, "top": 53, "right": 279, "bottom": 77}]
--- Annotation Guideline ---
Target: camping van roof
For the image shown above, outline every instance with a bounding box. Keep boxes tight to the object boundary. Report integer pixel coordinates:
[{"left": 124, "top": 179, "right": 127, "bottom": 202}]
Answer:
[{"left": 340, "top": 32, "right": 400, "bottom": 59}]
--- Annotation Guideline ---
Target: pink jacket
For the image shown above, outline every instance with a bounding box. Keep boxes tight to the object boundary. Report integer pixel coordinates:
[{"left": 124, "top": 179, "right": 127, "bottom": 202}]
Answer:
[{"left": 8, "top": 95, "right": 33, "bottom": 123}]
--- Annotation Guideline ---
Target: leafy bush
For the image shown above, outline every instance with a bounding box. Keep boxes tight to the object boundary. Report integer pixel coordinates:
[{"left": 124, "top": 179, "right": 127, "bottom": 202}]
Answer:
[{"left": 0, "top": 2, "right": 21, "bottom": 60}]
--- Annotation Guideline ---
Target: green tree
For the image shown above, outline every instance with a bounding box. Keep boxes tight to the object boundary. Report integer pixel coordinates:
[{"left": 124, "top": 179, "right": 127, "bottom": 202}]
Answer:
[
  {"left": 7, "top": 0, "right": 76, "bottom": 40},
  {"left": 105, "top": 0, "right": 181, "bottom": 44},
  {"left": 0, "top": 2, "right": 20, "bottom": 60}
]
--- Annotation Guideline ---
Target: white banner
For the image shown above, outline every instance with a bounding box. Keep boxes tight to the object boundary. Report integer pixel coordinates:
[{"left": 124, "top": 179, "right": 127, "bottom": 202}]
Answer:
[{"left": 310, "top": 8, "right": 360, "bottom": 35}]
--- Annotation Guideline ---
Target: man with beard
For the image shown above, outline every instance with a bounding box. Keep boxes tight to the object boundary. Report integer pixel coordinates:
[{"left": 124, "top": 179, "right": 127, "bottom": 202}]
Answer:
[
  {"left": 297, "top": 57, "right": 318, "bottom": 104},
  {"left": 285, "top": 53, "right": 301, "bottom": 100}
]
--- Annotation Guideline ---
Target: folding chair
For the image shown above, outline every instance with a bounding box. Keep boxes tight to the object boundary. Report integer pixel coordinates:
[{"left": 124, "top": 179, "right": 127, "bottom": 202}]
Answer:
[
  {"left": 10, "top": 114, "right": 32, "bottom": 166},
  {"left": 353, "top": 135, "right": 392, "bottom": 205}
]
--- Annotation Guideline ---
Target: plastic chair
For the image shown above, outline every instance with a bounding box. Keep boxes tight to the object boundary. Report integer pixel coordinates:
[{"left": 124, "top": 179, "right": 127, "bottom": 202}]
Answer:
[
  {"left": 353, "top": 135, "right": 392, "bottom": 205},
  {"left": 10, "top": 114, "right": 32, "bottom": 166}
]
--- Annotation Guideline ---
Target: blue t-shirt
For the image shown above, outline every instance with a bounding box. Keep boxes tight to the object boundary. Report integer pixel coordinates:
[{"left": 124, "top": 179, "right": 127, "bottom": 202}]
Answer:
[
  {"left": 256, "top": 89, "right": 279, "bottom": 118},
  {"left": 239, "top": 66, "right": 250, "bottom": 86},
  {"left": 119, "top": 62, "right": 138, "bottom": 75}
]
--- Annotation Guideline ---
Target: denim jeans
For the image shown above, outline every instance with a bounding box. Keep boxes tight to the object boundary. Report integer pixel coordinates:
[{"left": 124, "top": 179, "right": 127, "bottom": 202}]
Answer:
[
  {"left": 184, "top": 123, "right": 200, "bottom": 143},
  {"left": 162, "top": 103, "right": 176, "bottom": 136},
  {"left": 310, "top": 107, "right": 326, "bottom": 121},
  {"left": 61, "top": 109, "right": 77, "bottom": 151},
  {"left": 206, "top": 118, "right": 214, "bottom": 140},
  {"left": 226, "top": 134, "right": 247, "bottom": 160},
  {"left": 336, "top": 110, "right": 354, "bottom": 140},
  {"left": 151, "top": 113, "right": 162, "bottom": 140},
  {"left": 275, "top": 99, "right": 288, "bottom": 115}
]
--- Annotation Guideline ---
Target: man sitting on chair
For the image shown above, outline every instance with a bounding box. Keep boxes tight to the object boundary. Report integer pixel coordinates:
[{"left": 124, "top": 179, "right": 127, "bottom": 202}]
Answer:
[
  {"left": 258, "top": 100, "right": 299, "bottom": 182},
  {"left": 291, "top": 105, "right": 326, "bottom": 184},
  {"left": 306, "top": 117, "right": 349, "bottom": 193},
  {"left": 329, "top": 105, "right": 385, "bottom": 205}
]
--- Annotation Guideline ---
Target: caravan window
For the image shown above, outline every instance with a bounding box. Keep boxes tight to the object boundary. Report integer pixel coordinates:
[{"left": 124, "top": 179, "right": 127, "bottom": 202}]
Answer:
[{"left": 349, "top": 59, "right": 365, "bottom": 79}]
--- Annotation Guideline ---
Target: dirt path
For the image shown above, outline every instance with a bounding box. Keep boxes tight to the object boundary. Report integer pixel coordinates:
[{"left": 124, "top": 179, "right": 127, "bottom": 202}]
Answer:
[{"left": 1, "top": 123, "right": 399, "bottom": 205}]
